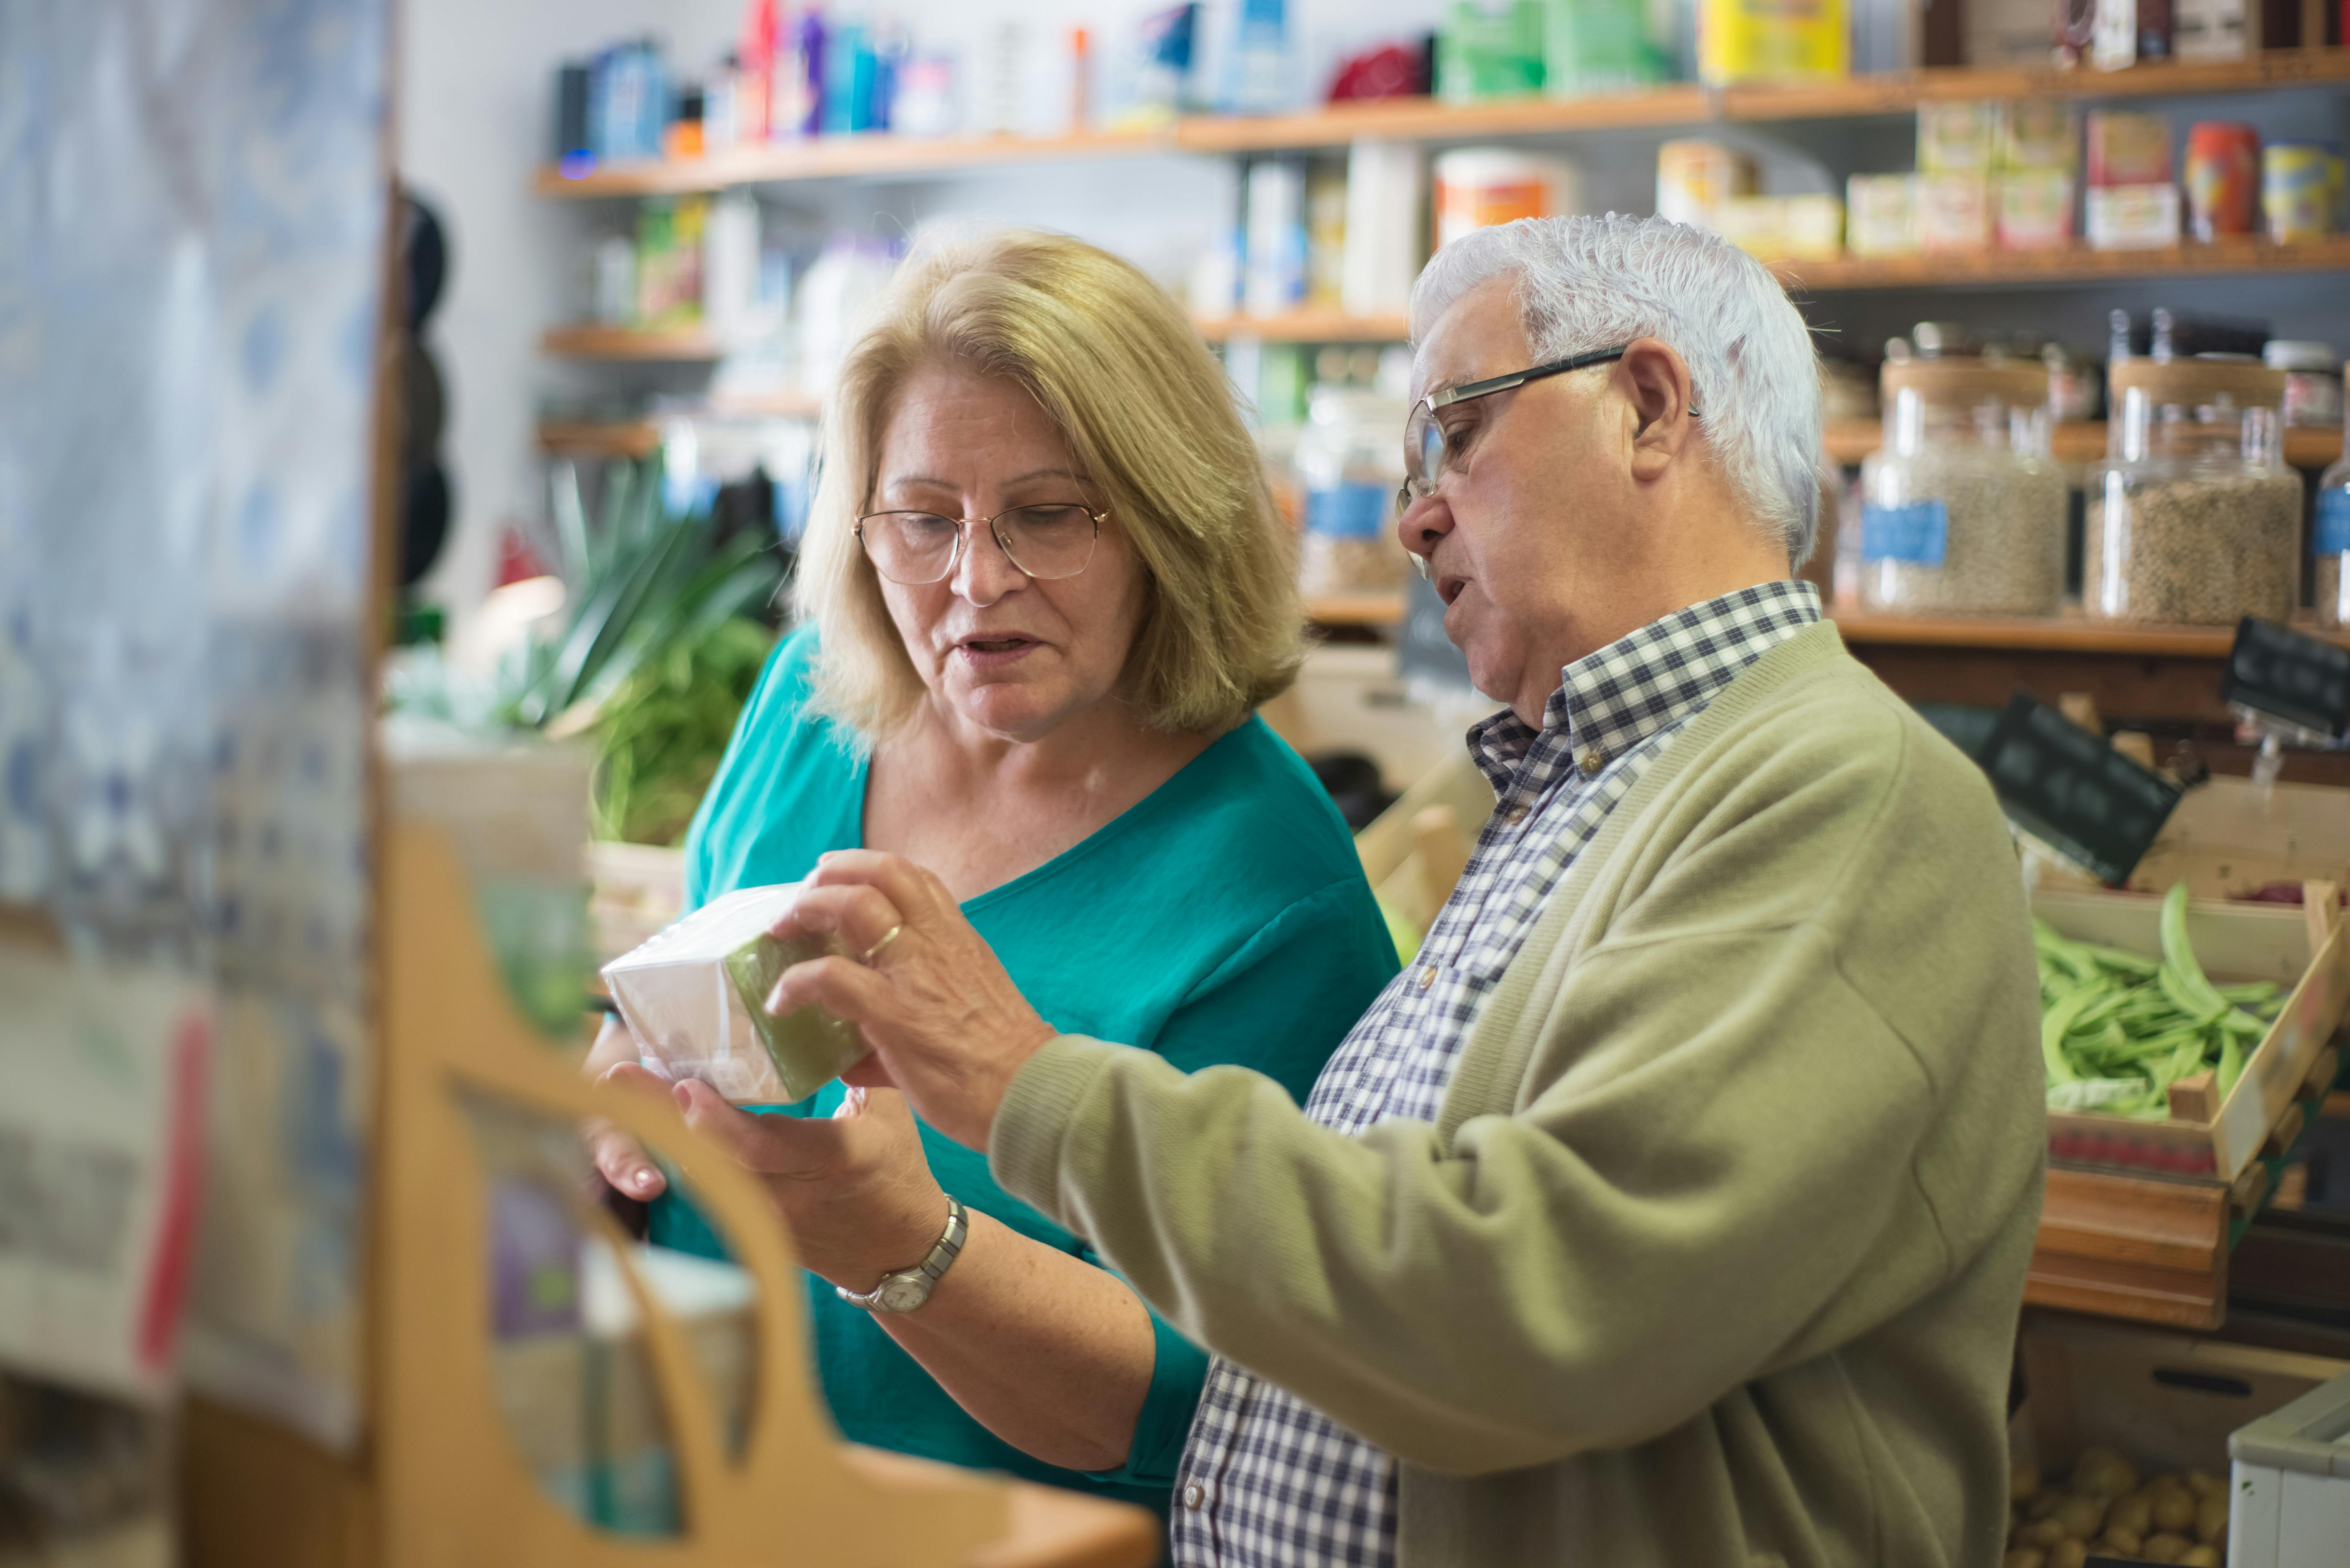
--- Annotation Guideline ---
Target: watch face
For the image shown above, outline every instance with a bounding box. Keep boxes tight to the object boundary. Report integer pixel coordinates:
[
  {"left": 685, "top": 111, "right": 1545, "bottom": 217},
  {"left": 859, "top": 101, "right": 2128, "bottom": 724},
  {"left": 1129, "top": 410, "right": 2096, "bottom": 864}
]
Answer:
[{"left": 877, "top": 1275, "right": 928, "bottom": 1313}]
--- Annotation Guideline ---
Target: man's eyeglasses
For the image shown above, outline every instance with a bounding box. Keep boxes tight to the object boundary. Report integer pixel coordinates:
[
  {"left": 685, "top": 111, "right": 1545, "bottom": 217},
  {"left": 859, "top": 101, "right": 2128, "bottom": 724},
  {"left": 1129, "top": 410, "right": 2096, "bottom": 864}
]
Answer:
[
  {"left": 856, "top": 504, "right": 1105, "bottom": 586},
  {"left": 1397, "top": 344, "right": 1633, "bottom": 513}
]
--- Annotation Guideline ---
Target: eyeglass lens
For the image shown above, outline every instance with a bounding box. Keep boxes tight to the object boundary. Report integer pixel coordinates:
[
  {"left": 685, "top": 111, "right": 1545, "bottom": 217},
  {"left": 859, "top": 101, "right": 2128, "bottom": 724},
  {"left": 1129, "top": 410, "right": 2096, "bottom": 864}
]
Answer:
[
  {"left": 1403, "top": 402, "right": 1446, "bottom": 497},
  {"left": 860, "top": 504, "right": 1099, "bottom": 586}
]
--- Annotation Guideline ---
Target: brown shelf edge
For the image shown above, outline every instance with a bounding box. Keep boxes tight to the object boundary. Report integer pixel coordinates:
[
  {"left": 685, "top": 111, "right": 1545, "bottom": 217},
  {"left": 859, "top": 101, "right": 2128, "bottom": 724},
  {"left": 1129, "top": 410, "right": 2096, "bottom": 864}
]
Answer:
[
  {"left": 1197, "top": 312, "right": 1413, "bottom": 343},
  {"left": 1777, "top": 235, "right": 2350, "bottom": 291},
  {"left": 1825, "top": 419, "right": 2344, "bottom": 467},
  {"left": 1304, "top": 592, "right": 1408, "bottom": 626},
  {"left": 541, "top": 326, "right": 722, "bottom": 361},
  {"left": 1828, "top": 608, "right": 2350, "bottom": 656},
  {"left": 535, "top": 51, "right": 2350, "bottom": 195}
]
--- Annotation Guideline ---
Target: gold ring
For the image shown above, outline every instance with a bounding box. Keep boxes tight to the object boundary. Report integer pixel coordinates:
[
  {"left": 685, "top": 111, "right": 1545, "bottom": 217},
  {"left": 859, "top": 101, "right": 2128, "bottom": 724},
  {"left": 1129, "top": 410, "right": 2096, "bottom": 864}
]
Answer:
[{"left": 859, "top": 924, "right": 904, "bottom": 966}]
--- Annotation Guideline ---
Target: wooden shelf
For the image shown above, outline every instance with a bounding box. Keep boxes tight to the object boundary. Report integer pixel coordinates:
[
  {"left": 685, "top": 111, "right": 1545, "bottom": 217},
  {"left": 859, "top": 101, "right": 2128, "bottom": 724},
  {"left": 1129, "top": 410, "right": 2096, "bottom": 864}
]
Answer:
[
  {"left": 537, "top": 51, "right": 2350, "bottom": 193},
  {"left": 1304, "top": 591, "right": 1408, "bottom": 626},
  {"left": 541, "top": 324, "right": 722, "bottom": 360},
  {"left": 1827, "top": 607, "right": 2350, "bottom": 656},
  {"left": 536, "top": 419, "right": 660, "bottom": 458},
  {"left": 1825, "top": 419, "right": 2346, "bottom": 466},
  {"left": 537, "top": 128, "right": 1169, "bottom": 196},
  {"left": 1196, "top": 310, "right": 1412, "bottom": 343},
  {"left": 1778, "top": 234, "right": 2350, "bottom": 291}
]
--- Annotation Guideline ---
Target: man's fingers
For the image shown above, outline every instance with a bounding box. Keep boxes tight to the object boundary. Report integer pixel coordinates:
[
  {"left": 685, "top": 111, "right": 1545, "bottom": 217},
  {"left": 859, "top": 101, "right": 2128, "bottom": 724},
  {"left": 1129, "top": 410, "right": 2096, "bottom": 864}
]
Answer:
[
  {"left": 770, "top": 882, "right": 903, "bottom": 956},
  {"left": 807, "top": 849, "right": 956, "bottom": 926},
  {"left": 766, "top": 952, "right": 895, "bottom": 1025}
]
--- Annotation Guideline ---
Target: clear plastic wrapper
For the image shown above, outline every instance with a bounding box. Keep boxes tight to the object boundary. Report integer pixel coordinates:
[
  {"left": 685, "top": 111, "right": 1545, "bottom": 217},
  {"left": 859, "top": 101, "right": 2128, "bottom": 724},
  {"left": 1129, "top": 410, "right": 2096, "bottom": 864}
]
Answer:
[{"left": 602, "top": 884, "right": 866, "bottom": 1105}]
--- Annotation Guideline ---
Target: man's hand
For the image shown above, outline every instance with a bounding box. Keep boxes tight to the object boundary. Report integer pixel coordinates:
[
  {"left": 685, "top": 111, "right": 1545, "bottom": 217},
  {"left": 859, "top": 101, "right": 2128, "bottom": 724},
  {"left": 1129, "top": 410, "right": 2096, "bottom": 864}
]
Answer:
[{"left": 765, "top": 850, "right": 1057, "bottom": 1150}]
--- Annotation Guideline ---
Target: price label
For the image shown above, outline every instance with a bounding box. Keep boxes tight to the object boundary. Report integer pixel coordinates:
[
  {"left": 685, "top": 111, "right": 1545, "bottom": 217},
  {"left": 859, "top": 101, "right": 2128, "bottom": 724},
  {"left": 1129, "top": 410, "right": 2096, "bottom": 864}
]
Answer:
[
  {"left": 1979, "top": 692, "right": 2182, "bottom": 885},
  {"left": 1396, "top": 572, "right": 1474, "bottom": 691},
  {"left": 2220, "top": 617, "right": 2350, "bottom": 740}
]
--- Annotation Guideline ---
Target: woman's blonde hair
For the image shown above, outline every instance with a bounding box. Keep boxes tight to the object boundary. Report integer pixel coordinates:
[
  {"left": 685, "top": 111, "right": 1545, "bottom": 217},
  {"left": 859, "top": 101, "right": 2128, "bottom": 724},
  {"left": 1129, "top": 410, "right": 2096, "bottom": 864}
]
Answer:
[{"left": 793, "top": 228, "right": 1303, "bottom": 739}]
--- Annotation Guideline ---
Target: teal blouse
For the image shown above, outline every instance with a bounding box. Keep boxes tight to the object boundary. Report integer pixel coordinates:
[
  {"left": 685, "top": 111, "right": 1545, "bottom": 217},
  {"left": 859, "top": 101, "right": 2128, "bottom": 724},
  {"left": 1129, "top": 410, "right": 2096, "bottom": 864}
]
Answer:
[{"left": 653, "top": 625, "right": 1397, "bottom": 1519}]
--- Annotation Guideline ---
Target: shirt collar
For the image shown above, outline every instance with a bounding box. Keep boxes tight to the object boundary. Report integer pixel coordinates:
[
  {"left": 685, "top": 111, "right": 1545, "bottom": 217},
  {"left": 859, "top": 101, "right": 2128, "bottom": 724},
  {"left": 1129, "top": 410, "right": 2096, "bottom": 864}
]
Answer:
[{"left": 1467, "top": 580, "right": 1823, "bottom": 790}]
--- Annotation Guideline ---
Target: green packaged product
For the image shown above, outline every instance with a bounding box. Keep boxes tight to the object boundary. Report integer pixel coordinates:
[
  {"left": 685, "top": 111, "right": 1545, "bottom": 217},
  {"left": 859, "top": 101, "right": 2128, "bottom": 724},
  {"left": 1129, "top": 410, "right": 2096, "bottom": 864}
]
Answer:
[{"left": 602, "top": 883, "right": 868, "bottom": 1104}]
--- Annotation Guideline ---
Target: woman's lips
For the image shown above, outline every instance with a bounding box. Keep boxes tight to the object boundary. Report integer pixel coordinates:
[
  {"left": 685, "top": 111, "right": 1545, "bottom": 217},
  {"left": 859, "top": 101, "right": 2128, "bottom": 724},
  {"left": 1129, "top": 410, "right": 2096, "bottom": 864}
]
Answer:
[{"left": 955, "top": 635, "right": 1040, "bottom": 670}]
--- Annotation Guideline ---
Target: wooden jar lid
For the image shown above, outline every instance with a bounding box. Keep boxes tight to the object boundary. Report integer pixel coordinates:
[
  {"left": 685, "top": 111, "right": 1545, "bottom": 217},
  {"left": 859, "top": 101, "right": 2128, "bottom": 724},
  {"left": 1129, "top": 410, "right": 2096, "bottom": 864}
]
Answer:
[
  {"left": 2109, "top": 356, "right": 2288, "bottom": 406},
  {"left": 1880, "top": 358, "right": 2052, "bottom": 406}
]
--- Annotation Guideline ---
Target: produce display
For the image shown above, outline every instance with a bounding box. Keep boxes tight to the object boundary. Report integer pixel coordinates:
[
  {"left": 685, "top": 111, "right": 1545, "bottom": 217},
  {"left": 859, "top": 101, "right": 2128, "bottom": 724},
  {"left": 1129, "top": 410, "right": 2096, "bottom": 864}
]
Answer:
[
  {"left": 2036, "top": 884, "right": 2283, "bottom": 1116},
  {"left": 2007, "top": 1449, "right": 2230, "bottom": 1566}
]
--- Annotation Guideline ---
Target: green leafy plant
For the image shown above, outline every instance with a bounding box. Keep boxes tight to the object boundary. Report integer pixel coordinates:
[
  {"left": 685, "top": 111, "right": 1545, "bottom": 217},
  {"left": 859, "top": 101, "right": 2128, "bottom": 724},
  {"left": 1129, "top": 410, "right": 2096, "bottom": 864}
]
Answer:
[
  {"left": 511, "top": 457, "right": 781, "bottom": 734},
  {"left": 590, "top": 614, "right": 774, "bottom": 845}
]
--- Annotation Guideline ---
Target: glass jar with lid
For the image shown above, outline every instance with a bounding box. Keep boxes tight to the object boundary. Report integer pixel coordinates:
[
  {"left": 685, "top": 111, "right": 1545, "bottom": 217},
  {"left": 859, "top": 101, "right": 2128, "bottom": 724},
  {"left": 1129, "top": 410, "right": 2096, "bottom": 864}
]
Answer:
[
  {"left": 1857, "top": 359, "right": 2066, "bottom": 616},
  {"left": 1294, "top": 386, "right": 1410, "bottom": 598},
  {"left": 2086, "top": 358, "right": 2299, "bottom": 625},
  {"left": 2316, "top": 359, "right": 2350, "bottom": 630}
]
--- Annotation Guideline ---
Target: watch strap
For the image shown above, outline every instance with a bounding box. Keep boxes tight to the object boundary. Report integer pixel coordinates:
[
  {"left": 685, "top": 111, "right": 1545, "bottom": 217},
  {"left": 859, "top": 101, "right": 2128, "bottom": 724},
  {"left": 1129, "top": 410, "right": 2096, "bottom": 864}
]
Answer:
[{"left": 836, "top": 1195, "right": 967, "bottom": 1313}]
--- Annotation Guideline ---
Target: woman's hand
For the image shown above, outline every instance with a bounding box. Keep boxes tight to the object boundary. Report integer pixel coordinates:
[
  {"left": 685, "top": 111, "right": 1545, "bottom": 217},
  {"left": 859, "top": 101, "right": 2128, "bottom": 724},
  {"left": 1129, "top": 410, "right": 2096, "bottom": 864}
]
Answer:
[
  {"left": 582, "top": 1015, "right": 669, "bottom": 1202},
  {"left": 600, "top": 1064, "right": 951, "bottom": 1291},
  {"left": 766, "top": 849, "right": 1057, "bottom": 1150}
]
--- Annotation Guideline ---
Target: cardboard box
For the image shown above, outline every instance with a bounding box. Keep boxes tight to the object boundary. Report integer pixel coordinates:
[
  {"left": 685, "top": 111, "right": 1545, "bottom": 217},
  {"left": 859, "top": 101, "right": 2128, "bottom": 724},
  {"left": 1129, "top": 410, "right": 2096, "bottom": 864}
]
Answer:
[{"left": 1919, "top": 172, "right": 1995, "bottom": 251}]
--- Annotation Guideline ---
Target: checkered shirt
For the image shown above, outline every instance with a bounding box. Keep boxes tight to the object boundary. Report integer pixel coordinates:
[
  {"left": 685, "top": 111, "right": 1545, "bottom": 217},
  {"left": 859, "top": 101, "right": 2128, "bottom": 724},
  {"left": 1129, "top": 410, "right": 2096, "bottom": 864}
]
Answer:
[{"left": 1168, "top": 581, "right": 1823, "bottom": 1568}]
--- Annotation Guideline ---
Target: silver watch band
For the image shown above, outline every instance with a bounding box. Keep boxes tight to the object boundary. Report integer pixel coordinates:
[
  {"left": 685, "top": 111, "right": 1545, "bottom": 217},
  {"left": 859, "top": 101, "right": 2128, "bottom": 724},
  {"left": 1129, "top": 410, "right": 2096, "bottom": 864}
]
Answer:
[{"left": 836, "top": 1195, "right": 968, "bottom": 1314}]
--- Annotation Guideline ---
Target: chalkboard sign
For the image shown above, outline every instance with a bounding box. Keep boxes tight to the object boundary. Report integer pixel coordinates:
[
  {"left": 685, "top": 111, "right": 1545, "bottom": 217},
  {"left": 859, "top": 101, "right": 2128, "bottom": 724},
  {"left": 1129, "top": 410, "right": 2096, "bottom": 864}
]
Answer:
[
  {"left": 1979, "top": 692, "right": 2182, "bottom": 885},
  {"left": 2220, "top": 617, "right": 2350, "bottom": 741},
  {"left": 1396, "top": 573, "right": 1474, "bottom": 690}
]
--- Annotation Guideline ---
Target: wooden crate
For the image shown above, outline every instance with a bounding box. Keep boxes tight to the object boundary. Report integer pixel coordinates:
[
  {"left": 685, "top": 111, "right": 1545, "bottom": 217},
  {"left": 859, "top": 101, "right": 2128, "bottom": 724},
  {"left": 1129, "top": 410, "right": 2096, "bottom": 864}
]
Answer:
[
  {"left": 2015, "top": 1313, "right": 2347, "bottom": 1482},
  {"left": 2129, "top": 775, "right": 2350, "bottom": 903},
  {"left": 2037, "top": 889, "right": 2350, "bottom": 1181}
]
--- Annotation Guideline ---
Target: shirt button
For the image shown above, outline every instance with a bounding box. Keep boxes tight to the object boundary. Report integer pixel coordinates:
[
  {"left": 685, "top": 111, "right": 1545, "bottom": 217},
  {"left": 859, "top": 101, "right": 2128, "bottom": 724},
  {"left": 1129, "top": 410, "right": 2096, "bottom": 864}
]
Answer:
[
  {"left": 1417, "top": 966, "right": 1437, "bottom": 990},
  {"left": 1505, "top": 803, "right": 1529, "bottom": 825},
  {"left": 1182, "top": 1483, "right": 1206, "bottom": 1510},
  {"left": 1577, "top": 747, "right": 1606, "bottom": 777}
]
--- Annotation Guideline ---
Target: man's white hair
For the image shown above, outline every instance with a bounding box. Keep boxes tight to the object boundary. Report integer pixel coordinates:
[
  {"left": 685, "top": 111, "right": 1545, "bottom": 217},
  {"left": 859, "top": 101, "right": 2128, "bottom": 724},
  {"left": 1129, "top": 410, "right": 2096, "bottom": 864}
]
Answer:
[{"left": 1410, "top": 213, "right": 1826, "bottom": 566}]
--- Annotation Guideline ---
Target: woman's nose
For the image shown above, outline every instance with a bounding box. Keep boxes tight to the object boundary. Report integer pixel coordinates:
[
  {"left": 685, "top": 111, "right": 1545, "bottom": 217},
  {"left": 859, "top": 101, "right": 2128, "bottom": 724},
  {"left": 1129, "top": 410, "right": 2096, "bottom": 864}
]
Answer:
[{"left": 952, "top": 521, "right": 1026, "bottom": 605}]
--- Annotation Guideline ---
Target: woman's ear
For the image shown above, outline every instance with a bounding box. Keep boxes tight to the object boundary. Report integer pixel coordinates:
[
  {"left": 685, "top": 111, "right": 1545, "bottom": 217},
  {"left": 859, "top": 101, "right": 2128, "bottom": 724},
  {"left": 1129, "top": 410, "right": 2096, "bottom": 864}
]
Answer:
[{"left": 1619, "top": 337, "right": 1697, "bottom": 480}]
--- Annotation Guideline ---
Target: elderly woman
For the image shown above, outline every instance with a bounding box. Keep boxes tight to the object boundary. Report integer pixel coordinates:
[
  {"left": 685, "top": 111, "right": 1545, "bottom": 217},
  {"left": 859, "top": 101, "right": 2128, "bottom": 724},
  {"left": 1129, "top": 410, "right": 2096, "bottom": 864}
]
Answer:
[{"left": 584, "top": 229, "right": 1397, "bottom": 1524}]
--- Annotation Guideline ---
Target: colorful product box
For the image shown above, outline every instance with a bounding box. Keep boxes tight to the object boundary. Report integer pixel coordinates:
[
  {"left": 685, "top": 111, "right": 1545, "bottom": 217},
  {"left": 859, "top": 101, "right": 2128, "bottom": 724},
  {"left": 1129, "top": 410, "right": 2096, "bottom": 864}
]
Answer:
[
  {"left": 1999, "top": 101, "right": 2081, "bottom": 173},
  {"left": 2087, "top": 111, "right": 2173, "bottom": 187},
  {"left": 1998, "top": 171, "right": 2076, "bottom": 248},
  {"left": 2086, "top": 183, "right": 2182, "bottom": 249},
  {"left": 1845, "top": 173, "right": 1919, "bottom": 257},
  {"left": 1917, "top": 101, "right": 1999, "bottom": 173},
  {"left": 1918, "top": 172, "right": 1994, "bottom": 252}
]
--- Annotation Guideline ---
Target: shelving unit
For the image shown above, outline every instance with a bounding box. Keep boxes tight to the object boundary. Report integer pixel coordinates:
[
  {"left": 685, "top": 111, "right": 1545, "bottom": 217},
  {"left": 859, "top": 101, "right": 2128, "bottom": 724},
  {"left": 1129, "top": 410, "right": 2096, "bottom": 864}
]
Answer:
[
  {"left": 1196, "top": 310, "right": 1412, "bottom": 343},
  {"left": 541, "top": 325, "right": 721, "bottom": 360},
  {"left": 533, "top": 50, "right": 2350, "bottom": 195},
  {"left": 1824, "top": 419, "right": 2347, "bottom": 467},
  {"left": 1781, "top": 235, "right": 2350, "bottom": 291}
]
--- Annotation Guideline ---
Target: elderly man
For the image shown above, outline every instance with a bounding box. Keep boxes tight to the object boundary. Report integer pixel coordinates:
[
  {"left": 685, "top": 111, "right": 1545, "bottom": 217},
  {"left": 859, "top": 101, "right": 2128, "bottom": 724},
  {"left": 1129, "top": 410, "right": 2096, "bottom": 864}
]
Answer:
[{"left": 750, "top": 214, "right": 2046, "bottom": 1567}]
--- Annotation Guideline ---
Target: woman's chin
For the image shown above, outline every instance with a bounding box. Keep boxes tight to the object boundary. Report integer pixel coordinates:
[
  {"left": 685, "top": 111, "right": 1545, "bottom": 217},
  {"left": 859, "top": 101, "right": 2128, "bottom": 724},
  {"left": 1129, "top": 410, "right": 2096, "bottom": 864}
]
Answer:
[{"left": 948, "top": 684, "right": 1071, "bottom": 742}]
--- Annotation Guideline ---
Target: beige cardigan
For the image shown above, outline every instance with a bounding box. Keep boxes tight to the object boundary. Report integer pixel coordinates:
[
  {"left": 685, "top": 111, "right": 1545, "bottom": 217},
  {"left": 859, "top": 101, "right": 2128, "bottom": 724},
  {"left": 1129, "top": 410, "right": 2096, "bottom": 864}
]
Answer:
[{"left": 991, "top": 621, "right": 2047, "bottom": 1568}]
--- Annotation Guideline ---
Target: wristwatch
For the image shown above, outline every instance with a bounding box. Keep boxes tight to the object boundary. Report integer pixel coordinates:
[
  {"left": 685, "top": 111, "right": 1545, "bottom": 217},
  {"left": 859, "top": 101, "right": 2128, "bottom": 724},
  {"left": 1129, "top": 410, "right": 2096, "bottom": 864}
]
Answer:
[{"left": 836, "top": 1195, "right": 968, "bottom": 1314}]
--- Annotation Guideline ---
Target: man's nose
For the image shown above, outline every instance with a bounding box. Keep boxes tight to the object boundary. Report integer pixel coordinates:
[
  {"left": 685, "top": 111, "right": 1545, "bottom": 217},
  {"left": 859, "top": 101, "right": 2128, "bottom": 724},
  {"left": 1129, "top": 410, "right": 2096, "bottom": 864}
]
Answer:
[
  {"left": 953, "top": 521, "right": 1026, "bottom": 605},
  {"left": 1397, "top": 491, "right": 1453, "bottom": 566}
]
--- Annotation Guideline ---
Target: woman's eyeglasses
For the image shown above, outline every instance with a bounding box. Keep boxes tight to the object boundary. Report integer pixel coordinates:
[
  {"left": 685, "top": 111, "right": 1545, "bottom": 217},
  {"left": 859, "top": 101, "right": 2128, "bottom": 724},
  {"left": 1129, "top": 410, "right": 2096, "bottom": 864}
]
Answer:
[{"left": 855, "top": 504, "right": 1105, "bottom": 586}]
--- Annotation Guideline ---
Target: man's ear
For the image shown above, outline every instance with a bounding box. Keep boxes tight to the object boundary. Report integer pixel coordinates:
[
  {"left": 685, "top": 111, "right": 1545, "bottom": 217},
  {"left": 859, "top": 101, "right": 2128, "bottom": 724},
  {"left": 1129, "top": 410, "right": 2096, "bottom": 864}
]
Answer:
[{"left": 1619, "top": 337, "right": 1697, "bottom": 480}]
